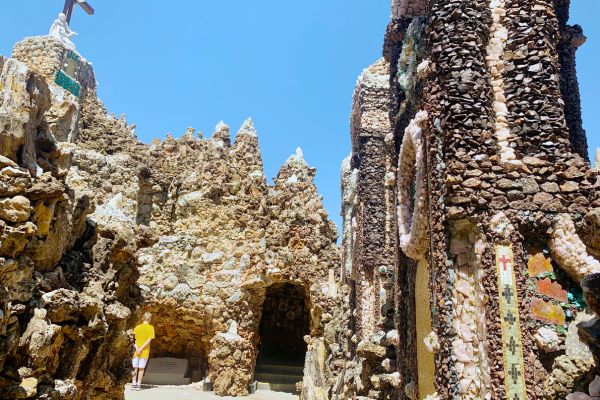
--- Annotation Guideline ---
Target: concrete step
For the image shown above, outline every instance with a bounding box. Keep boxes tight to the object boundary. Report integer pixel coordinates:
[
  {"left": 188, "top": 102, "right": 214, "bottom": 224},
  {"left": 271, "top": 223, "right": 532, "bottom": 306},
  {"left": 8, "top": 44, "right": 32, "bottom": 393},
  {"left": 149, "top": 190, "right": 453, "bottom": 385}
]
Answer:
[
  {"left": 256, "top": 382, "right": 299, "bottom": 394},
  {"left": 255, "top": 363, "right": 304, "bottom": 375},
  {"left": 254, "top": 372, "right": 302, "bottom": 385}
]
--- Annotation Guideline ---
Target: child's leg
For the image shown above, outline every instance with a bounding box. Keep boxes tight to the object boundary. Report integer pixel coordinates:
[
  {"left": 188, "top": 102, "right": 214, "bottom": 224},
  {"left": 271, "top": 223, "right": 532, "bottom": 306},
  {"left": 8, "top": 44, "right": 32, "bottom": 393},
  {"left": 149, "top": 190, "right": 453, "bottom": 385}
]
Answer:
[
  {"left": 132, "top": 358, "right": 140, "bottom": 386},
  {"left": 137, "top": 368, "right": 146, "bottom": 386},
  {"left": 137, "top": 358, "right": 148, "bottom": 386}
]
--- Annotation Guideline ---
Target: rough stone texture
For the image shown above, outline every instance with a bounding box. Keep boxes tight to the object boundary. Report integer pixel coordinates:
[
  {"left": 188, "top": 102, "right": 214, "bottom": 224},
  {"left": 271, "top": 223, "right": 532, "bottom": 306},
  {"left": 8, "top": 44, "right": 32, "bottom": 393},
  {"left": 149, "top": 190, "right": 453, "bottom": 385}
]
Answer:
[
  {"left": 555, "top": 0, "right": 589, "bottom": 161},
  {"left": 341, "top": 0, "right": 599, "bottom": 399},
  {"left": 130, "top": 140, "right": 344, "bottom": 396},
  {"left": 4, "top": 2, "right": 600, "bottom": 398},
  {"left": 337, "top": 58, "right": 402, "bottom": 399},
  {"left": 391, "top": 0, "right": 428, "bottom": 19},
  {"left": 0, "top": 39, "right": 147, "bottom": 400},
  {"left": 2, "top": 33, "right": 346, "bottom": 399}
]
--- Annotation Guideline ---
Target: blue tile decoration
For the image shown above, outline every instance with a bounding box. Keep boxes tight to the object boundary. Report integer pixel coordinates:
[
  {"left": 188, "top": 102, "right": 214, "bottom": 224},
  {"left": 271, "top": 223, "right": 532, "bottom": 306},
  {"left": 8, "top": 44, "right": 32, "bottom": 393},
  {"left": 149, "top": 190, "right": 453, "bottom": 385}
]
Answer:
[
  {"left": 67, "top": 50, "right": 80, "bottom": 63},
  {"left": 55, "top": 69, "right": 81, "bottom": 97}
]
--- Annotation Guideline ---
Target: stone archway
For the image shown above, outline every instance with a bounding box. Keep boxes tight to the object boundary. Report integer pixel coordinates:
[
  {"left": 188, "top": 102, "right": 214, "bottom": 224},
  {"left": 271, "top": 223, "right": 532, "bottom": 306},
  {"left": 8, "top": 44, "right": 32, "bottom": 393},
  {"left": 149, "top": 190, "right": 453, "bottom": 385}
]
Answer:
[{"left": 255, "top": 283, "right": 310, "bottom": 393}]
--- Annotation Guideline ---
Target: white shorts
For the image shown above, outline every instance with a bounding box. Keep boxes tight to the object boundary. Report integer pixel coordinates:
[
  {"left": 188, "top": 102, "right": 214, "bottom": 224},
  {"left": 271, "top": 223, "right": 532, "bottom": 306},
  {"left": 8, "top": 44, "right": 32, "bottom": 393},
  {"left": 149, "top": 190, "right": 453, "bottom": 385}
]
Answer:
[{"left": 132, "top": 358, "right": 148, "bottom": 368}]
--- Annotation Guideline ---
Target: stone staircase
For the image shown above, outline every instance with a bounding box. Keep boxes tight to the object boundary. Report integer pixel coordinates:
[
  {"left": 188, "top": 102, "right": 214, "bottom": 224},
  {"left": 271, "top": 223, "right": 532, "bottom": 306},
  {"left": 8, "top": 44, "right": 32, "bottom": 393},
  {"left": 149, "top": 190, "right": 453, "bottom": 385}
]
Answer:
[{"left": 254, "top": 359, "right": 304, "bottom": 395}]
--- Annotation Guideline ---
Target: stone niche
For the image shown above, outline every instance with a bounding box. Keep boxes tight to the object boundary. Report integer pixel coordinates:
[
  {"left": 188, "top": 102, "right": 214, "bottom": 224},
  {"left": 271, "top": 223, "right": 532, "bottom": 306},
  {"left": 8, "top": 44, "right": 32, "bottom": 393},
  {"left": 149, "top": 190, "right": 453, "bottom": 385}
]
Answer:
[{"left": 142, "top": 302, "right": 211, "bottom": 383}]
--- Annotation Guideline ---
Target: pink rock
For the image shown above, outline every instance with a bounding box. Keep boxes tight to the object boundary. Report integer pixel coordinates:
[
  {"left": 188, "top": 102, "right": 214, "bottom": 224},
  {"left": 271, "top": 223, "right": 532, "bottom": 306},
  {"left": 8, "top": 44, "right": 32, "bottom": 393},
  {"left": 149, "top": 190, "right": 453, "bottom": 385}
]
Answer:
[
  {"left": 566, "top": 393, "right": 591, "bottom": 400},
  {"left": 452, "top": 339, "right": 474, "bottom": 363},
  {"left": 458, "top": 378, "right": 472, "bottom": 394},
  {"left": 455, "top": 280, "right": 472, "bottom": 297},
  {"left": 590, "top": 376, "right": 600, "bottom": 397},
  {"left": 459, "top": 322, "right": 475, "bottom": 342}
]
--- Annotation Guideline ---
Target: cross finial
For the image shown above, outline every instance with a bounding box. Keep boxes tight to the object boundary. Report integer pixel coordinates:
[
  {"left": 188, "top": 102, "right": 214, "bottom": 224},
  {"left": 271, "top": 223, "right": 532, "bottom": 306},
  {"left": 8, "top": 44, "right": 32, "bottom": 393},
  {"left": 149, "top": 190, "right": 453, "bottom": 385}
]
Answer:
[{"left": 63, "top": 0, "right": 94, "bottom": 25}]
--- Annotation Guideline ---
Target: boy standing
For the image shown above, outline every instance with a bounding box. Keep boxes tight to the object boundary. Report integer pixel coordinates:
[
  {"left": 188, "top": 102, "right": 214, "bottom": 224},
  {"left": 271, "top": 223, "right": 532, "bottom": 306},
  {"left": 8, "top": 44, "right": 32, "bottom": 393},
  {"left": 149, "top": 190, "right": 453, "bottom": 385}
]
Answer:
[{"left": 132, "top": 312, "right": 155, "bottom": 390}]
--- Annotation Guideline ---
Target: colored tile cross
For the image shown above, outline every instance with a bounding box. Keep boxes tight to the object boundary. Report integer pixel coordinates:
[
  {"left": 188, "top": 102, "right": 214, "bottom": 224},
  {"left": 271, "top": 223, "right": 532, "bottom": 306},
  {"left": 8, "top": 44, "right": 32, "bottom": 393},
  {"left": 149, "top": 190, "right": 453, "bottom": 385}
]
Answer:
[
  {"left": 495, "top": 245, "right": 527, "bottom": 400},
  {"left": 504, "top": 311, "right": 516, "bottom": 325},
  {"left": 502, "top": 284, "right": 514, "bottom": 304},
  {"left": 510, "top": 364, "right": 521, "bottom": 384},
  {"left": 499, "top": 254, "right": 511, "bottom": 271},
  {"left": 506, "top": 337, "right": 517, "bottom": 355}
]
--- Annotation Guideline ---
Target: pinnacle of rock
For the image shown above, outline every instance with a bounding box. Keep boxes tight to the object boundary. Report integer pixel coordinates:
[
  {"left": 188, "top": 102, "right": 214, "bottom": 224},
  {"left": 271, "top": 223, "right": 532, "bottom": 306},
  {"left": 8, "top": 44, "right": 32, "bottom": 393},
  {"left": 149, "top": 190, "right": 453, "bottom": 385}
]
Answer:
[
  {"left": 181, "top": 127, "right": 196, "bottom": 143},
  {"left": 214, "top": 120, "right": 229, "bottom": 134},
  {"left": 236, "top": 117, "right": 258, "bottom": 137},
  {"left": 211, "top": 120, "right": 231, "bottom": 145},
  {"left": 285, "top": 146, "right": 307, "bottom": 166}
]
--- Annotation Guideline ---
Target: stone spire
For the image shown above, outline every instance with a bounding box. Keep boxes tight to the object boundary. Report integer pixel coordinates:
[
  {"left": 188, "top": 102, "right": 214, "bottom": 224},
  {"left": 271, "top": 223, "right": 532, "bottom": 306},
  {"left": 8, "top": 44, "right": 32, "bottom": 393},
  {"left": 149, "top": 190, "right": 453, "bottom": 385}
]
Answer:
[
  {"left": 211, "top": 120, "right": 231, "bottom": 147},
  {"left": 180, "top": 127, "right": 196, "bottom": 145},
  {"left": 230, "top": 118, "right": 264, "bottom": 178},
  {"left": 275, "top": 147, "right": 315, "bottom": 185},
  {"left": 235, "top": 118, "right": 258, "bottom": 138}
]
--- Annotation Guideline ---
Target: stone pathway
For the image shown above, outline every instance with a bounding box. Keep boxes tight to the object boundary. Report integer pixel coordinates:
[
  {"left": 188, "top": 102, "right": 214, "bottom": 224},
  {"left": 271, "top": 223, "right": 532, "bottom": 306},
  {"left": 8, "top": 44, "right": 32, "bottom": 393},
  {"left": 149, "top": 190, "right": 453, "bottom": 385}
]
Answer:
[{"left": 124, "top": 385, "right": 300, "bottom": 400}]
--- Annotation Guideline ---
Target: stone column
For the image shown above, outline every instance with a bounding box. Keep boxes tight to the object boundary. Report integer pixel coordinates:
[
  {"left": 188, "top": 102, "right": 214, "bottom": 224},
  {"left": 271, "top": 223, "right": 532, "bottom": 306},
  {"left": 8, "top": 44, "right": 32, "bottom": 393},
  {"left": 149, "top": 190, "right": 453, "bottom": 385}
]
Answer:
[{"left": 350, "top": 60, "right": 392, "bottom": 341}]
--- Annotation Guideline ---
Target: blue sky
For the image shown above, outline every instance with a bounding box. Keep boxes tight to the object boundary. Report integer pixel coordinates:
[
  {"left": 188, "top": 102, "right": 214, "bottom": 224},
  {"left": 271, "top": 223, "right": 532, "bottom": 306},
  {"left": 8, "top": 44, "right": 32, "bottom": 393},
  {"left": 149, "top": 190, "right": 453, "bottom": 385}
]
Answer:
[{"left": 1, "top": 2, "right": 598, "bottom": 234}]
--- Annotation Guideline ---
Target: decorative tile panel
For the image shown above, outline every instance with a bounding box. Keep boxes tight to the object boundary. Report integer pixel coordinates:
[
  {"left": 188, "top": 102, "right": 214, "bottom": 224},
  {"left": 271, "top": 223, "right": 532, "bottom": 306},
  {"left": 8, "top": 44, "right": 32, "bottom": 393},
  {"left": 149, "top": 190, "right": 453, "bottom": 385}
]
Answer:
[
  {"left": 495, "top": 245, "right": 527, "bottom": 400},
  {"left": 54, "top": 69, "right": 81, "bottom": 97}
]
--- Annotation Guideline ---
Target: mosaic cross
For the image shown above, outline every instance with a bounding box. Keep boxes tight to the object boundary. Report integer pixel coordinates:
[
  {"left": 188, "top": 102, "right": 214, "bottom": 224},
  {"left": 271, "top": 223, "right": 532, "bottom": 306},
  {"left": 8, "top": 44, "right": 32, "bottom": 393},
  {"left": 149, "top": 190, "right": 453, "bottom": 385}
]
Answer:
[
  {"left": 502, "top": 284, "right": 514, "bottom": 304},
  {"left": 506, "top": 336, "right": 518, "bottom": 355},
  {"left": 62, "top": 0, "right": 94, "bottom": 25},
  {"left": 504, "top": 311, "right": 516, "bottom": 325},
  {"left": 510, "top": 363, "right": 521, "bottom": 385},
  {"left": 499, "top": 254, "right": 511, "bottom": 271},
  {"left": 495, "top": 245, "right": 527, "bottom": 400}
]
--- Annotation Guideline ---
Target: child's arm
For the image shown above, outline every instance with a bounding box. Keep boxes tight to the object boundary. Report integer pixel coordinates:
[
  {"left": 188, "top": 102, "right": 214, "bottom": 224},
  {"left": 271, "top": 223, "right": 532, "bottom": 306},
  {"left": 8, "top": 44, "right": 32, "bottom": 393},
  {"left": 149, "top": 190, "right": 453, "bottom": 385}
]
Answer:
[{"left": 138, "top": 338, "right": 152, "bottom": 352}]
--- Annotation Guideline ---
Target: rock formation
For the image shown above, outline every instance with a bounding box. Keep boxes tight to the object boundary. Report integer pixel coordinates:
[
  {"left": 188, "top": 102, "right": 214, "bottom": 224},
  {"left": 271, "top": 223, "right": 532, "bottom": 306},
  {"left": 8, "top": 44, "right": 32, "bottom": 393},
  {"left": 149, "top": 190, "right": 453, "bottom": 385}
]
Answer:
[
  {"left": 2, "top": 1, "right": 600, "bottom": 399},
  {"left": 1, "top": 34, "right": 344, "bottom": 399},
  {"left": 0, "top": 38, "right": 148, "bottom": 399},
  {"left": 340, "top": 0, "right": 599, "bottom": 399}
]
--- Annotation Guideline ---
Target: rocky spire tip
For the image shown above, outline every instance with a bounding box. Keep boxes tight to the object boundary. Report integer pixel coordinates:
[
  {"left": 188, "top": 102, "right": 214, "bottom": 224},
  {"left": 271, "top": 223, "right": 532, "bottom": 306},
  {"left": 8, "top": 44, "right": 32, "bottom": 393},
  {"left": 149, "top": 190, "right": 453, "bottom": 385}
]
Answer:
[
  {"left": 285, "top": 147, "right": 305, "bottom": 164},
  {"left": 237, "top": 118, "right": 258, "bottom": 137},
  {"left": 214, "top": 120, "right": 229, "bottom": 133}
]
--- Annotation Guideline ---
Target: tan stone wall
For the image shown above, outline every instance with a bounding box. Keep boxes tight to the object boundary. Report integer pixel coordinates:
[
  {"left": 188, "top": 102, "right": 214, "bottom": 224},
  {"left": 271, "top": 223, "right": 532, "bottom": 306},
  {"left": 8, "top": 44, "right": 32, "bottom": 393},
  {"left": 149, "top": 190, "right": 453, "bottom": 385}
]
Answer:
[
  {"left": 1, "top": 35, "right": 345, "bottom": 399},
  {"left": 0, "top": 41, "right": 146, "bottom": 400}
]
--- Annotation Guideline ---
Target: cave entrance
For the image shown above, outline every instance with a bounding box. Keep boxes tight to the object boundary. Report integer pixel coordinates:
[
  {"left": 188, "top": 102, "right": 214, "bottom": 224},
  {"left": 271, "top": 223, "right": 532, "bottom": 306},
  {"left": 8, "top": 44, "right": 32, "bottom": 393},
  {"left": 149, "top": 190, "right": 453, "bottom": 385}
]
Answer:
[{"left": 255, "top": 283, "right": 310, "bottom": 393}]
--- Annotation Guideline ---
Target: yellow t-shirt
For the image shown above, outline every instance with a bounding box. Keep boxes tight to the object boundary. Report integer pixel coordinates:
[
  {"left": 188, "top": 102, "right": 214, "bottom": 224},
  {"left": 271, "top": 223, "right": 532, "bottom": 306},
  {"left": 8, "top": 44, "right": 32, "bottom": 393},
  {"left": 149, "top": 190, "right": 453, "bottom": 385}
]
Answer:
[{"left": 133, "top": 322, "right": 155, "bottom": 359}]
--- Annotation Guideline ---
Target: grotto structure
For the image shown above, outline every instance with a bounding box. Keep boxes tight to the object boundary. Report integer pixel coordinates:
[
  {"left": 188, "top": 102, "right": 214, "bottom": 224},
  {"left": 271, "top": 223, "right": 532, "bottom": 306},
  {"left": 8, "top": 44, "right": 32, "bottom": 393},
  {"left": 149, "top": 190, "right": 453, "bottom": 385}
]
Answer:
[
  {"left": 339, "top": 0, "right": 600, "bottom": 399},
  {"left": 2, "top": 1, "right": 600, "bottom": 400},
  {"left": 0, "top": 30, "right": 347, "bottom": 399}
]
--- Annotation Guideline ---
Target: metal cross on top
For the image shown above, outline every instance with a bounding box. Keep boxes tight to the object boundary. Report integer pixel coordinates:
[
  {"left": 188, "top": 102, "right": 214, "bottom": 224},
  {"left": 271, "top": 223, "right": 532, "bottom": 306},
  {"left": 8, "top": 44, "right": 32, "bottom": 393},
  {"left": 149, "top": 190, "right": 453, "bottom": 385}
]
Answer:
[{"left": 62, "top": 0, "right": 94, "bottom": 25}]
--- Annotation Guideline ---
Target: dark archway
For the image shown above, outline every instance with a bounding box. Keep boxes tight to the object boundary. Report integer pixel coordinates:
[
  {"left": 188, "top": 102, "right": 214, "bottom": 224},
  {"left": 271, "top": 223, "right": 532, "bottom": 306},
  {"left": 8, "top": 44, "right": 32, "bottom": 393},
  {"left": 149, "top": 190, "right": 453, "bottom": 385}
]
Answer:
[{"left": 255, "top": 283, "right": 310, "bottom": 393}]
